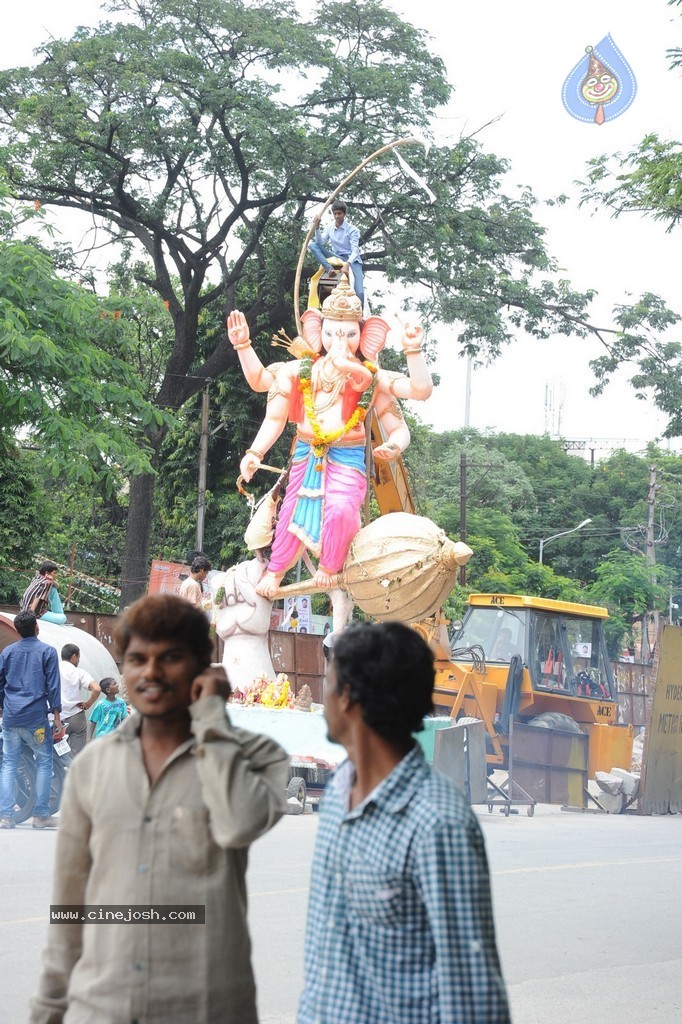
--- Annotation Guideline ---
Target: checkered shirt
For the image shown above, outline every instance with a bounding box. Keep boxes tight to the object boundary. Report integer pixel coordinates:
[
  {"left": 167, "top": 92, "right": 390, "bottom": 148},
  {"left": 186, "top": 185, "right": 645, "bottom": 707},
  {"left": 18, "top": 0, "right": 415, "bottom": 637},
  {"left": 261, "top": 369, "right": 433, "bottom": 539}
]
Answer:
[{"left": 298, "top": 745, "right": 511, "bottom": 1024}]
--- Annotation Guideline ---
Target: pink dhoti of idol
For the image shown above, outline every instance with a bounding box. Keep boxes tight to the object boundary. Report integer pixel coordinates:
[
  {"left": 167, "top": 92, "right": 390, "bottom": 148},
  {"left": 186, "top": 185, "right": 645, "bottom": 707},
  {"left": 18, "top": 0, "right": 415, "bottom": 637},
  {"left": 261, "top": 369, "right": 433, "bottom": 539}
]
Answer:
[{"left": 267, "top": 438, "right": 366, "bottom": 575}]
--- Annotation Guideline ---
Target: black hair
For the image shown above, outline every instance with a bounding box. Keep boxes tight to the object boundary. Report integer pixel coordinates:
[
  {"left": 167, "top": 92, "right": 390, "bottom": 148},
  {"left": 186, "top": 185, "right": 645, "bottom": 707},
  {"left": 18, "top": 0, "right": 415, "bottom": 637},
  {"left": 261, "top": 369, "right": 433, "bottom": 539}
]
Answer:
[
  {"left": 331, "top": 200, "right": 347, "bottom": 213},
  {"left": 14, "top": 610, "right": 38, "bottom": 638},
  {"left": 99, "top": 677, "right": 117, "bottom": 696},
  {"left": 115, "top": 594, "right": 213, "bottom": 668},
  {"left": 38, "top": 560, "right": 58, "bottom": 575},
  {"left": 331, "top": 622, "right": 434, "bottom": 745},
  {"left": 61, "top": 643, "right": 80, "bottom": 661},
  {"left": 191, "top": 556, "right": 212, "bottom": 574}
]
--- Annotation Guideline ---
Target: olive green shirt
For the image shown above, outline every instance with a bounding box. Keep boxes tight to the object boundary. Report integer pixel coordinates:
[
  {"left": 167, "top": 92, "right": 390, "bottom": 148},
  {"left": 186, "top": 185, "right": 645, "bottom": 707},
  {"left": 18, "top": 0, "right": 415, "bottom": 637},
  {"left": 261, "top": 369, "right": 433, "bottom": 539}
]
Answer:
[{"left": 30, "top": 696, "right": 289, "bottom": 1024}]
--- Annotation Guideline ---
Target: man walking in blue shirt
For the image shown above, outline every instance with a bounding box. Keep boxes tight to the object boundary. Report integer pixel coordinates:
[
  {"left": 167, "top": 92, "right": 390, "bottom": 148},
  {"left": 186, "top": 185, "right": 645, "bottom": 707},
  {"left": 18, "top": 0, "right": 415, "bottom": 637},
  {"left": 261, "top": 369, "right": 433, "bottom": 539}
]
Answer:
[
  {"left": 298, "top": 621, "right": 511, "bottom": 1024},
  {"left": 309, "top": 200, "right": 365, "bottom": 311},
  {"left": 0, "top": 610, "right": 63, "bottom": 829}
]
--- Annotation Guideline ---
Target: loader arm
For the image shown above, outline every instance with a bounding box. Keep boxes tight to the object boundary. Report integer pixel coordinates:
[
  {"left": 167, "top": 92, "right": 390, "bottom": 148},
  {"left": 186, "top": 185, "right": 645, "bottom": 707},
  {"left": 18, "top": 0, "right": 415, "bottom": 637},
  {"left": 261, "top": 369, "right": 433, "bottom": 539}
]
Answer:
[{"left": 370, "top": 410, "right": 416, "bottom": 515}]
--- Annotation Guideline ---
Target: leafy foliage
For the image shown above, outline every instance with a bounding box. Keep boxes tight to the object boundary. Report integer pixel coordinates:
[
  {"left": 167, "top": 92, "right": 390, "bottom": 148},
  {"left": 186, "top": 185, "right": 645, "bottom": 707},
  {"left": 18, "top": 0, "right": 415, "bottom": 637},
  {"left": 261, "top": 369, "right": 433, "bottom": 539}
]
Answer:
[
  {"left": 404, "top": 428, "right": 681, "bottom": 638},
  {"left": 404, "top": 429, "right": 588, "bottom": 605},
  {"left": 0, "top": 197, "right": 166, "bottom": 490},
  {"left": 667, "top": 0, "right": 682, "bottom": 71},
  {"left": 587, "top": 549, "right": 673, "bottom": 656},
  {"left": 582, "top": 135, "right": 682, "bottom": 232},
  {"left": 0, "top": 444, "right": 50, "bottom": 603}
]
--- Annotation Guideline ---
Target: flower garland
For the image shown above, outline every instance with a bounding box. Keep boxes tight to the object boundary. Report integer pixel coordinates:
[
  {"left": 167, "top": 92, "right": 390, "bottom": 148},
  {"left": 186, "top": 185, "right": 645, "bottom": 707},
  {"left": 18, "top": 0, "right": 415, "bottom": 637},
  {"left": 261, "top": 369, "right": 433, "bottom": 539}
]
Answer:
[{"left": 299, "top": 355, "right": 378, "bottom": 457}]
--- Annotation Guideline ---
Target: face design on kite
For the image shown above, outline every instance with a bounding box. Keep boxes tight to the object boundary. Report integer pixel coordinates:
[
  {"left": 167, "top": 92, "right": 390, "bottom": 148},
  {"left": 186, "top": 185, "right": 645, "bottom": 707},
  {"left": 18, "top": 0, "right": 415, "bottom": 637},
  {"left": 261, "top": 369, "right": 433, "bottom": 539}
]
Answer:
[
  {"left": 581, "top": 71, "right": 618, "bottom": 104},
  {"left": 581, "top": 48, "right": 619, "bottom": 107}
]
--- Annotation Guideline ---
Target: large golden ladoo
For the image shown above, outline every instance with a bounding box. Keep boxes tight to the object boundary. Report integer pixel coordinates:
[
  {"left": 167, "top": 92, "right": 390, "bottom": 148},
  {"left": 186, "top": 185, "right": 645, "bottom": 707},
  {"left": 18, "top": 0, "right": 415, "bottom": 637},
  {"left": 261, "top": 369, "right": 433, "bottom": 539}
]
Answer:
[
  {"left": 341, "top": 512, "right": 472, "bottom": 622},
  {"left": 274, "top": 512, "right": 472, "bottom": 624}
]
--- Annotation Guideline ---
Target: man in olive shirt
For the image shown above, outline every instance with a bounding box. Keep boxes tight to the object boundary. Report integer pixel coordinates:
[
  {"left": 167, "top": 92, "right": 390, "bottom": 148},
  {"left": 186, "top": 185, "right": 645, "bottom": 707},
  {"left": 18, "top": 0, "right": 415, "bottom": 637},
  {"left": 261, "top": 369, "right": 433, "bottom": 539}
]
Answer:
[{"left": 31, "top": 594, "right": 288, "bottom": 1024}]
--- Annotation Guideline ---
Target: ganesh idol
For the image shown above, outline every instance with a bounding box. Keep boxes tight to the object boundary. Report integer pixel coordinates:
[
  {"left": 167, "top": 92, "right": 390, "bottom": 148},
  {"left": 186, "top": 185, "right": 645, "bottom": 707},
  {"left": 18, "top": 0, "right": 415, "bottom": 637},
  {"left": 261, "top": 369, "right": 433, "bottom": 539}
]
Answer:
[{"left": 227, "top": 274, "right": 433, "bottom": 599}]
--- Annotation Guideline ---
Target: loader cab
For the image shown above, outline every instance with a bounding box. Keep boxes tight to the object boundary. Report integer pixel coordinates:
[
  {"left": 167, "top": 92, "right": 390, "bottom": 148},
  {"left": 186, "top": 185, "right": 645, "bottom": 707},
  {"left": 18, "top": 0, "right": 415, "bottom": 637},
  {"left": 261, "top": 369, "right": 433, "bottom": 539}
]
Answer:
[
  {"left": 451, "top": 604, "right": 528, "bottom": 665},
  {"left": 451, "top": 594, "right": 616, "bottom": 701}
]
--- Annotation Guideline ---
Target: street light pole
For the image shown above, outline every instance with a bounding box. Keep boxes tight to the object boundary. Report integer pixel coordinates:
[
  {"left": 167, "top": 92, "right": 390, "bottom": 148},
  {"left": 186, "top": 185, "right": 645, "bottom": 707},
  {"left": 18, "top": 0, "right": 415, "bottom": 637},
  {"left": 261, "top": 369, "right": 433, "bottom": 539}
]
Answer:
[
  {"left": 539, "top": 518, "right": 592, "bottom": 564},
  {"left": 196, "top": 383, "right": 210, "bottom": 553}
]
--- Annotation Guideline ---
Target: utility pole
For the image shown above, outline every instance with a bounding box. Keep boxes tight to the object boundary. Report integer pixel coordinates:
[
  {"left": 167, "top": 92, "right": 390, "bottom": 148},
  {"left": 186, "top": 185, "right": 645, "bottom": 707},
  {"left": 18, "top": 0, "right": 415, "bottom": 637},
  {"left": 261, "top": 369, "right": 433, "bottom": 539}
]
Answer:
[
  {"left": 195, "top": 383, "right": 211, "bottom": 553},
  {"left": 645, "top": 464, "right": 657, "bottom": 567},
  {"left": 642, "top": 464, "right": 657, "bottom": 663},
  {"left": 66, "top": 544, "right": 76, "bottom": 608},
  {"left": 458, "top": 453, "right": 505, "bottom": 588},
  {"left": 459, "top": 452, "right": 467, "bottom": 587},
  {"left": 463, "top": 357, "right": 472, "bottom": 428}
]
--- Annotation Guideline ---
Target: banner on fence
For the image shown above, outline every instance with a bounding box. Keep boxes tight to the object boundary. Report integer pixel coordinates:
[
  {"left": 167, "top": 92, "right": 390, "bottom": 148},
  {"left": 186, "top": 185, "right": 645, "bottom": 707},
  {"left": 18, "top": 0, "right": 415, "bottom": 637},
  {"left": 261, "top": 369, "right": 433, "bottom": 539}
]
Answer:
[{"left": 640, "top": 625, "right": 682, "bottom": 814}]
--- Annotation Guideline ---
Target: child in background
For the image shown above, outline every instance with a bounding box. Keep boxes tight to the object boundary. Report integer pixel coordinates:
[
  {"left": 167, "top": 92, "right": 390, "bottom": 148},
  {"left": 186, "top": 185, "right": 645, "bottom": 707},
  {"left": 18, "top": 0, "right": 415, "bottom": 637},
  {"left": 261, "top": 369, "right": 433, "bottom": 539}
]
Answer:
[{"left": 88, "top": 678, "right": 128, "bottom": 738}]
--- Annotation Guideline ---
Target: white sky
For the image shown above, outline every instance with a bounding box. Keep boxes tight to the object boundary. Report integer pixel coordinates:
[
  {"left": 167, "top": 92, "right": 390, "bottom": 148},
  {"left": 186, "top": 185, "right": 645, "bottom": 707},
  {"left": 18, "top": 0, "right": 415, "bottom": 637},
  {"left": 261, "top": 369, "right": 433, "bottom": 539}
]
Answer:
[
  {"left": 3, "top": 0, "right": 682, "bottom": 454},
  {"left": 392, "top": 0, "right": 682, "bottom": 452}
]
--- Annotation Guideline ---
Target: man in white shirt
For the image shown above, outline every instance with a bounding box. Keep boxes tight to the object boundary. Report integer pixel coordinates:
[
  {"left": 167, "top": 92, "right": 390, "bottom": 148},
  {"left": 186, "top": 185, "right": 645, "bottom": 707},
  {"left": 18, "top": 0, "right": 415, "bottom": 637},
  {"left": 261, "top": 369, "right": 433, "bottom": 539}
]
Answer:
[
  {"left": 59, "top": 644, "right": 100, "bottom": 757},
  {"left": 178, "top": 556, "right": 212, "bottom": 609}
]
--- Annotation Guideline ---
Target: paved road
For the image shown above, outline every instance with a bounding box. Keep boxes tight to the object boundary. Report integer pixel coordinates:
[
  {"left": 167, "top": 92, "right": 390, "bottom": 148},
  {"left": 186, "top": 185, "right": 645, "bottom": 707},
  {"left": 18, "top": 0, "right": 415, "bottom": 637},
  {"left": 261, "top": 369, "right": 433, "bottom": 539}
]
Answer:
[{"left": 2, "top": 806, "right": 681, "bottom": 1023}]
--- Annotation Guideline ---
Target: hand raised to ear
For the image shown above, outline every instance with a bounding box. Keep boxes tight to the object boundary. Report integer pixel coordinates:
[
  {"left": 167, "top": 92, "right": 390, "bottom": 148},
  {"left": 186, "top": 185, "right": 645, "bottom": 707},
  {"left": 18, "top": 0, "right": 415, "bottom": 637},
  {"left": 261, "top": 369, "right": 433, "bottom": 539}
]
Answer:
[{"left": 190, "top": 665, "right": 231, "bottom": 703}]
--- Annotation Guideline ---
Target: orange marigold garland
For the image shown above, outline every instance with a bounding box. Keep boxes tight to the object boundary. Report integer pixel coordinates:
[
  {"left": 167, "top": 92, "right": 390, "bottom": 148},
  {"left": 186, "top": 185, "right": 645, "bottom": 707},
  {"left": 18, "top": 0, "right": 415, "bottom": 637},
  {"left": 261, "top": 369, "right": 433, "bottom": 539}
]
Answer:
[{"left": 299, "top": 356, "right": 377, "bottom": 458}]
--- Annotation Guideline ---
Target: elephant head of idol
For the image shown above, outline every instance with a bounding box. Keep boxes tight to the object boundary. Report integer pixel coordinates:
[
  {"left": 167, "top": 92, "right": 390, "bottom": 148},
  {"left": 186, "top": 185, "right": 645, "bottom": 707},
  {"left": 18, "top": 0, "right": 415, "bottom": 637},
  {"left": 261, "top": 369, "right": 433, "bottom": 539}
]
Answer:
[{"left": 300, "top": 274, "right": 390, "bottom": 363}]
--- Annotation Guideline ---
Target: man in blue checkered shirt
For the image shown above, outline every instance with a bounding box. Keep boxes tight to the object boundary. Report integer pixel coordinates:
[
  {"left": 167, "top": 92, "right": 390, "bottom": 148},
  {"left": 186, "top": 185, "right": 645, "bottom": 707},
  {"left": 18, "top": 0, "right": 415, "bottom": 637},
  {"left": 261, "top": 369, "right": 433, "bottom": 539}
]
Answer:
[{"left": 298, "top": 622, "right": 511, "bottom": 1024}]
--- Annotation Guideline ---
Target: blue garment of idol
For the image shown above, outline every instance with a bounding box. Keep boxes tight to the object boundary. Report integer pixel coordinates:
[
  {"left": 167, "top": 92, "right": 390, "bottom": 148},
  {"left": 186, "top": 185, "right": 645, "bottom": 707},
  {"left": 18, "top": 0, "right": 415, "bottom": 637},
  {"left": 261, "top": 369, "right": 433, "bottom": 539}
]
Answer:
[
  {"left": 290, "top": 440, "right": 366, "bottom": 550},
  {"left": 298, "top": 745, "right": 511, "bottom": 1024}
]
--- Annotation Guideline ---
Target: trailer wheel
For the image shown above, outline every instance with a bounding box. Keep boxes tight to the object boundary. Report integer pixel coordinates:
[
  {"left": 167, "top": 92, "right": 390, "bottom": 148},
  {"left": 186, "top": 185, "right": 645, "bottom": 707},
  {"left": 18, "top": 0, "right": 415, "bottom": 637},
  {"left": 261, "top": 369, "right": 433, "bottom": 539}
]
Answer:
[
  {"left": 47, "top": 756, "right": 67, "bottom": 817},
  {"left": 527, "top": 712, "right": 582, "bottom": 733},
  {"left": 12, "top": 749, "right": 66, "bottom": 824},
  {"left": 287, "top": 776, "right": 307, "bottom": 809},
  {"left": 527, "top": 804, "right": 535, "bottom": 817}
]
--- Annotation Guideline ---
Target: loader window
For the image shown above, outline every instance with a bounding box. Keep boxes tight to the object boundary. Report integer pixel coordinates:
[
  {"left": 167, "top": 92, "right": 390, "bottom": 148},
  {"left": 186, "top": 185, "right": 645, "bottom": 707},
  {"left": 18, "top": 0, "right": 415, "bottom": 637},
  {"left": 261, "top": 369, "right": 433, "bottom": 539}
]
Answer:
[
  {"left": 564, "top": 616, "right": 615, "bottom": 700},
  {"left": 453, "top": 608, "right": 527, "bottom": 663},
  {"left": 529, "top": 613, "right": 616, "bottom": 698},
  {"left": 529, "top": 612, "right": 571, "bottom": 692}
]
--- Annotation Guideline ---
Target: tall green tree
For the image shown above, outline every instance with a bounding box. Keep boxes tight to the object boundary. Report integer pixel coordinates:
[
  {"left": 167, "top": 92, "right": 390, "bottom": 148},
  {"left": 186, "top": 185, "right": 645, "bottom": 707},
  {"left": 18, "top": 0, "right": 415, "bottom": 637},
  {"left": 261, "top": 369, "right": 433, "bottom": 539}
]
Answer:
[
  {"left": 404, "top": 428, "right": 588, "bottom": 608},
  {"left": 0, "top": 199, "right": 162, "bottom": 491},
  {"left": 588, "top": 550, "right": 673, "bottom": 656},
  {"left": 0, "top": 0, "right": 603, "bottom": 601},
  {"left": 0, "top": 444, "right": 50, "bottom": 603}
]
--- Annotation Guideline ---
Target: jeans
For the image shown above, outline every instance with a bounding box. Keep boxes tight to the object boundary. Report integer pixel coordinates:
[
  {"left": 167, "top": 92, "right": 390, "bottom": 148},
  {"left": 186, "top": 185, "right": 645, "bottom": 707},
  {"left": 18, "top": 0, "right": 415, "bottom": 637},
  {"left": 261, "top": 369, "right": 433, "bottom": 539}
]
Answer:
[
  {"left": 0, "top": 720, "right": 54, "bottom": 820},
  {"left": 308, "top": 241, "right": 364, "bottom": 308}
]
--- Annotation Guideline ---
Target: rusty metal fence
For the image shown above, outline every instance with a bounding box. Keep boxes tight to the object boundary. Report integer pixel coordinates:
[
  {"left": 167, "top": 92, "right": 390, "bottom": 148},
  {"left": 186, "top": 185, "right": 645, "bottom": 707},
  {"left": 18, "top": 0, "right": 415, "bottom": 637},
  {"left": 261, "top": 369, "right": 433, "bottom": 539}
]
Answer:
[{"left": 612, "top": 662, "right": 653, "bottom": 729}]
